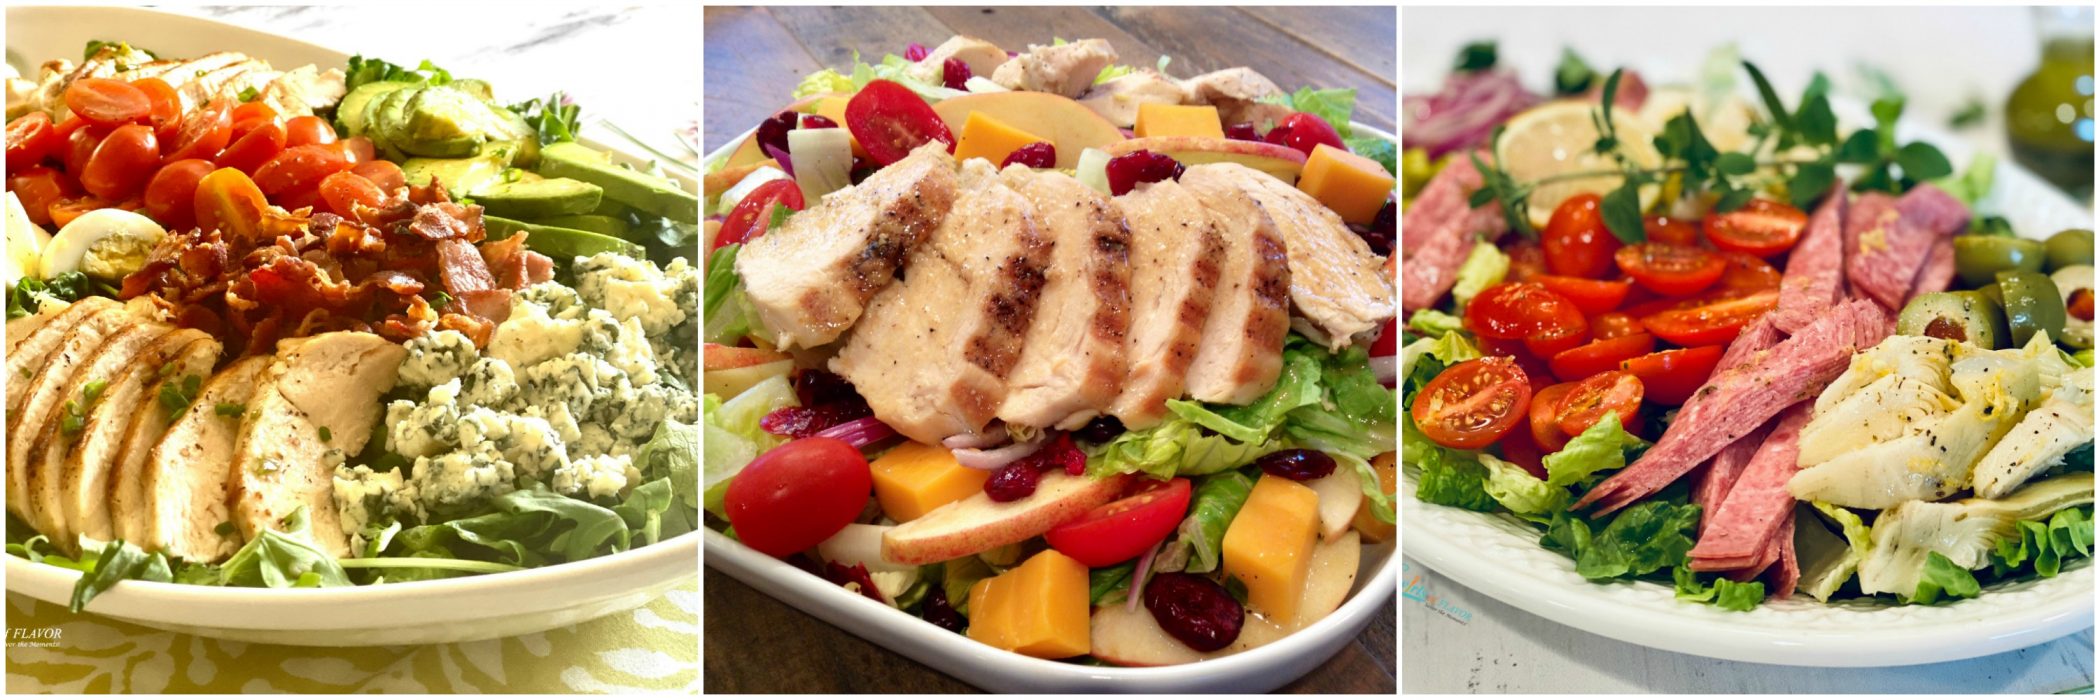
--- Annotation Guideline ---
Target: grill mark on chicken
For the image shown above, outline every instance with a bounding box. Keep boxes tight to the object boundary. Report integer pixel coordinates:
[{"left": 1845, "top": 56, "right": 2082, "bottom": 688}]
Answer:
[{"left": 1237, "top": 230, "right": 1292, "bottom": 386}]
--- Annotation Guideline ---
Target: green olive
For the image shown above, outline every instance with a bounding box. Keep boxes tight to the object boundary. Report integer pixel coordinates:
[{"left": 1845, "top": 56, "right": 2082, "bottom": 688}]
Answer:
[
  {"left": 1976, "top": 280, "right": 2006, "bottom": 308},
  {"left": 1997, "top": 270, "right": 2068, "bottom": 347},
  {"left": 2044, "top": 228, "right": 2094, "bottom": 271},
  {"left": 1954, "top": 236, "right": 2048, "bottom": 288}
]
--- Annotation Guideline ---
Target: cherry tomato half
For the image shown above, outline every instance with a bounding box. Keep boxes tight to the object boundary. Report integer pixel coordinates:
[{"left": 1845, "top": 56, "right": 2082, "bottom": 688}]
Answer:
[
  {"left": 1466, "top": 281, "right": 1591, "bottom": 359},
  {"left": 352, "top": 159, "right": 407, "bottom": 194},
  {"left": 63, "top": 125, "right": 110, "bottom": 175},
  {"left": 6, "top": 113, "right": 62, "bottom": 173},
  {"left": 1591, "top": 311, "right": 1645, "bottom": 340},
  {"left": 714, "top": 178, "right": 805, "bottom": 251},
  {"left": 284, "top": 115, "right": 338, "bottom": 148},
  {"left": 166, "top": 100, "right": 233, "bottom": 163},
  {"left": 1528, "top": 382, "right": 1575, "bottom": 452},
  {"left": 8, "top": 167, "right": 76, "bottom": 228},
  {"left": 1615, "top": 243, "right": 1727, "bottom": 297},
  {"left": 63, "top": 78, "right": 152, "bottom": 127},
  {"left": 1045, "top": 477, "right": 1192, "bottom": 567},
  {"left": 1550, "top": 332, "right": 1656, "bottom": 383},
  {"left": 843, "top": 79, "right": 956, "bottom": 165},
  {"left": 130, "top": 77, "right": 182, "bottom": 144},
  {"left": 1534, "top": 275, "right": 1632, "bottom": 315},
  {"left": 1505, "top": 238, "right": 1548, "bottom": 282},
  {"left": 1704, "top": 198, "right": 1809, "bottom": 258},
  {"left": 193, "top": 167, "right": 270, "bottom": 240},
  {"left": 1411, "top": 355, "right": 1533, "bottom": 449},
  {"left": 1543, "top": 193, "right": 1621, "bottom": 278},
  {"left": 1619, "top": 345, "right": 1725, "bottom": 406},
  {"left": 216, "top": 121, "right": 286, "bottom": 175},
  {"left": 1555, "top": 370, "right": 1644, "bottom": 437},
  {"left": 1715, "top": 251, "right": 1782, "bottom": 296},
  {"left": 230, "top": 101, "right": 279, "bottom": 126},
  {"left": 1641, "top": 289, "right": 1781, "bottom": 347},
  {"left": 317, "top": 170, "right": 386, "bottom": 217},
  {"left": 143, "top": 159, "right": 216, "bottom": 230},
  {"left": 253, "top": 144, "right": 351, "bottom": 196},
  {"left": 723, "top": 437, "right": 872, "bottom": 558},
  {"left": 79, "top": 124, "right": 160, "bottom": 201},
  {"left": 1642, "top": 214, "right": 1703, "bottom": 247}
]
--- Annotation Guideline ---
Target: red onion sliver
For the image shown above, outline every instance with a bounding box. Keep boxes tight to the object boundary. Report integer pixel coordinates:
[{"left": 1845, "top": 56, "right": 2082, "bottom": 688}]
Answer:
[
  {"left": 814, "top": 416, "right": 896, "bottom": 449},
  {"left": 1370, "top": 355, "right": 1398, "bottom": 387},
  {"left": 1127, "top": 537, "right": 1164, "bottom": 613},
  {"left": 942, "top": 423, "right": 1009, "bottom": 450},
  {"left": 951, "top": 435, "right": 1047, "bottom": 470},
  {"left": 763, "top": 143, "right": 796, "bottom": 178}
]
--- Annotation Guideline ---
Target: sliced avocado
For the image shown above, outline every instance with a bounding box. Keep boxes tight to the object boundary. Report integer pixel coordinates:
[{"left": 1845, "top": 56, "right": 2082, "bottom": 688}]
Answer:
[
  {"left": 590, "top": 197, "right": 637, "bottom": 218},
  {"left": 449, "top": 79, "right": 495, "bottom": 102},
  {"left": 536, "top": 214, "right": 630, "bottom": 237},
  {"left": 401, "top": 151, "right": 511, "bottom": 197},
  {"left": 1896, "top": 291, "right": 2007, "bottom": 348},
  {"left": 397, "top": 86, "right": 490, "bottom": 158},
  {"left": 337, "top": 80, "right": 414, "bottom": 136},
  {"left": 367, "top": 86, "right": 421, "bottom": 159},
  {"left": 537, "top": 141, "right": 698, "bottom": 224},
  {"left": 473, "top": 176, "right": 603, "bottom": 219},
  {"left": 483, "top": 215, "right": 645, "bottom": 261},
  {"left": 492, "top": 108, "right": 541, "bottom": 168}
]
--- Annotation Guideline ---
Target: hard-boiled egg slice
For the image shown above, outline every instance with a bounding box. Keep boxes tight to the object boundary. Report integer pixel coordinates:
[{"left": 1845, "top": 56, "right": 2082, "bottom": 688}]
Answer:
[
  {"left": 42, "top": 208, "right": 166, "bottom": 282},
  {"left": 3, "top": 192, "right": 51, "bottom": 287}
]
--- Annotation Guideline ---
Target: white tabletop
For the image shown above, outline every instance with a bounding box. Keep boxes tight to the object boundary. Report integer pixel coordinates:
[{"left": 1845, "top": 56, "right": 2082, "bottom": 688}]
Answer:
[
  {"left": 1400, "top": 5, "right": 2096, "bottom": 692},
  {"left": 192, "top": 4, "right": 700, "bottom": 165}
]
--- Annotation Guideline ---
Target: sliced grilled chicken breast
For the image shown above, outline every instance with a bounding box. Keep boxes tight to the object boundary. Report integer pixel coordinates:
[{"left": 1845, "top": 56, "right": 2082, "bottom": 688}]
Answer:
[
  {"left": 1179, "top": 67, "right": 1294, "bottom": 130},
  {"left": 1106, "top": 180, "right": 1227, "bottom": 429},
  {"left": 832, "top": 160, "right": 1053, "bottom": 444},
  {"left": 1179, "top": 170, "right": 1293, "bottom": 404},
  {"left": 6, "top": 306, "right": 59, "bottom": 353},
  {"left": 229, "top": 333, "right": 406, "bottom": 557},
  {"left": 135, "top": 355, "right": 272, "bottom": 562},
  {"left": 60, "top": 330, "right": 216, "bottom": 544},
  {"left": 994, "top": 166, "right": 1133, "bottom": 429},
  {"left": 906, "top": 36, "right": 1011, "bottom": 85},
  {"left": 1079, "top": 69, "right": 1191, "bottom": 128},
  {"left": 737, "top": 142, "right": 959, "bottom": 349},
  {"left": 24, "top": 321, "right": 172, "bottom": 548},
  {"left": 992, "top": 39, "right": 1118, "bottom": 99},
  {"left": 1190, "top": 163, "right": 1394, "bottom": 349},
  {"left": 7, "top": 301, "right": 135, "bottom": 522},
  {"left": 7, "top": 297, "right": 120, "bottom": 417}
]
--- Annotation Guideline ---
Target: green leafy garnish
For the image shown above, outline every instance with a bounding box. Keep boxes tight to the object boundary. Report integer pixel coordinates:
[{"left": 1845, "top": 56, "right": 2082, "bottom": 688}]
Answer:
[
  {"left": 508, "top": 91, "right": 583, "bottom": 145},
  {"left": 1454, "top": 41, "right": 1497, "bottom": 72},
  {"left": 343, "top": 55, "right": 453, "bottom": 92}
]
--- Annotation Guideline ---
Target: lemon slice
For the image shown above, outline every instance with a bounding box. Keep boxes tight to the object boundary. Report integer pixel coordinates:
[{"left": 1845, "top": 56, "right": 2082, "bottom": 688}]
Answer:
[{"left": 1497, "top": 100, "right": 1662, "bottom": 229}]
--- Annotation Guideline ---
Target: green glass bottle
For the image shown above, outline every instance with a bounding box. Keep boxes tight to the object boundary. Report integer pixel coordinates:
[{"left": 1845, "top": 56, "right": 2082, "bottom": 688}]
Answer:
[{"left": 2005, "top": 6, "right": 2095, "bottom": 198}]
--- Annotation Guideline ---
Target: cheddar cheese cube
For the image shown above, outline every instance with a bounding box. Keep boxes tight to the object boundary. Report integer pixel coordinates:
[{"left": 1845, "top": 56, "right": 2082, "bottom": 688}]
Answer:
[
  {"left": 964, "top": 550, "right": 1091, "bottom": 659},
  {"left": 1134, "top": 103, "right": 1225, "bottom": 139},
  {"left": 1296, "top": 143, "right": 1396, "bottom": 225},
  {"left": 870, "top": 440, "right": 991, "bottom": 522},
  {"left": 953, "top": 111, "right": 1050, "bottom": 165},
  {"left": 1221, "top": 474, "right": 1321, "bottom": 623}
]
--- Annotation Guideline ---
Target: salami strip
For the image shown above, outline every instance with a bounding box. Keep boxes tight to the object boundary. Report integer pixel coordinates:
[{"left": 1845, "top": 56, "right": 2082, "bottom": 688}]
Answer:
[
  {"left": 1768, "top": 512, "right": 1800, "bottom": 600},
  {"left": 1771, "top": 183, "right": 1848, "bottom": 334},
  {"left": 1690, "top": 318, "right": 1786, "bottom": 536},
  {"left": 1400, "top": 156, "right": 1508, "bottom": 312},
  {"left": 1904, "top": 234, "right": 1957, "bottom": 305},
  {"left": 1573, "top": 300, "right": 1887, "bottom": 514},
  {"left": 1844, "top": 184, "right": 1969, "bottom": 310},
  {"left": 1688, "top": 401, "right": 1813, "bottom": 566}
]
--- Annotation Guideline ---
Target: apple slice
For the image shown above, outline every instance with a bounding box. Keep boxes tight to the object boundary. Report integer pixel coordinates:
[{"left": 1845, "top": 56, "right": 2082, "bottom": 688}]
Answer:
[
  {"left": 882, "top": 471, "right": 1129, "bottom": 565},
  {"left": 932, "top": 92, "right": 1127, "bottom": 169},
  {"left": 816, "top": 523, "right": 916, "bottom": 573},
  {"left": 1352, "top": 452, "right": 1396, "bottom": 543},
  {"left": 1104, "top": 136, "right": 1308, "bottom": 183},
  {"left": 1090, "top": 597, "right": 1288, "bottom": 667},
  {"left": 704, "top": 343, "right": 790, "bottom": 370},
  {"left": 1295, "top": 530, "right": 1360, "bottom": 629},
  {"left": 1305, "top": 469, "right": 1365, "bottom": 543}
]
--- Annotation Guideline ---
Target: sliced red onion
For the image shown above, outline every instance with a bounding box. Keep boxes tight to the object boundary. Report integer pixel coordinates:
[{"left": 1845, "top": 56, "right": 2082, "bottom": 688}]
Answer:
[
  {"left": 951, "top": 434, "right": 1047, "bottom": 471},
  {"left": 814, "top": 416, "right": 896, "bottom": 449},
  {"left": 762, "top": 143, "right": 796, "bottom": 178},
  {"left": 942, "top": 423, "right": 1009, "bottom": 450},
  {"left": 1127, "top": 537, "right": 1164, "bottom": 613},
  {"left": 1402, "top": 69, "right": 1540, "bottom": 158},
  {"left": 1370, "top": 355, "right": 1398, "bottom": 387}
]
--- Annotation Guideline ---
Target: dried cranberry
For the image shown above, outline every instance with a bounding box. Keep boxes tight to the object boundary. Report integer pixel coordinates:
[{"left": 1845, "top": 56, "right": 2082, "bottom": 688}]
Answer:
[
  {"left": 800, "top": 114, "right": 838, "bottom": 130},
  {"left": 794, "top": 369, "right": 860, "bottom": 407},
  {"left": 849, "top": 155, "right": 878, "bottom": 184},
  {"left": 1355, "top": 199, "right": 1396, "bottom": 256},
  {"left": 984, "top": 462, "right": 1042, "bottom": 502},
  {"left": 1257, "top": 449, "right": 1337, "bottom": 481},
  {"left": 754, "top": 110, "right": 798, "bottom": 161},
  {"left": 1105, "top": 150, "right": 1186, "bottom": 196},
  {"left": 1144, "top": 573, "right": 1244, "bottom": 652},
  {"left": 825, "top": 561, "right": 887, "bottom": 604},
  {"left": 1001, "top": 141, "right": 1057, "bottom": 169},
  {"left": 1073, "top": 415, "right": 1125, "bottom": 444},
  {"left": 921, "top": 586, "right": 967, "bottom": 633},
  {"left": 1011, "top": 432, "right": 1087, "bottom": 476},
  {"left": 942, "top": 58, "right": 973, "bottom": 91},
  {"left": 1223, "top": 122, "right": 1263, "bottom": 142},
  {"left": 904, "top": 42, "right": 930, "bottom": 62}
]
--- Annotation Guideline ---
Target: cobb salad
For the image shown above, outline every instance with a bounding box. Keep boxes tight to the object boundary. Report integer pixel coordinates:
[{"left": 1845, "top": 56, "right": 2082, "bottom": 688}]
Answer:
[
  {"left": 704, "top": 35, "right": 1398, "bottom": 665},
  {"left": 2, "top": 41, "right": 702, "bottom": 609},
  {"left": 1400, "top": 42, "right": 2094, "bottom": 611}
]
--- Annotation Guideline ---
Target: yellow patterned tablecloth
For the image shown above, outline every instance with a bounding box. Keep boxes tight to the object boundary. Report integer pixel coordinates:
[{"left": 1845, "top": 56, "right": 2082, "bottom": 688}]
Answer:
[{"left": 3, "top": 580, "right": 697, "bottom": 694}]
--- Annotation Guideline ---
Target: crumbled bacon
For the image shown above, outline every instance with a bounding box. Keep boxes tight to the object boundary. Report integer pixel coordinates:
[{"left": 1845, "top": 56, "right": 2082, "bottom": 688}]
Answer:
[{"left": 120, "top": 184, "right": 544, "bottom": 356}]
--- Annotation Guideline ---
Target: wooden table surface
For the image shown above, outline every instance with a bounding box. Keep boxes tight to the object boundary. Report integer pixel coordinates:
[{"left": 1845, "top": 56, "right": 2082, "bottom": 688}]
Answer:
[
  {"left": 702, "top": 5, "right": 1397, "bottom": 154},
  {"left": 701, "top": 6, "right": 1396, "bottom": 692}
]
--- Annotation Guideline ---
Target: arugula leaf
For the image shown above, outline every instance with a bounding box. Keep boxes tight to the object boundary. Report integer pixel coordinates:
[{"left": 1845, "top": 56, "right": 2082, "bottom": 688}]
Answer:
[
  {"left": 6, "top": 271, "right": 93, "bottom": 320},
  {"left": 218, "top": 506, "right": 353, "bottom": 590},
  {"left": 507, "top": 92, "right": 582, "bottom": 145},
  {"left": 344, "top": 55, "right": 454, "bottom": 92},
  {"left": 66, "top": 540, "right": 177, "bottom": 613}
]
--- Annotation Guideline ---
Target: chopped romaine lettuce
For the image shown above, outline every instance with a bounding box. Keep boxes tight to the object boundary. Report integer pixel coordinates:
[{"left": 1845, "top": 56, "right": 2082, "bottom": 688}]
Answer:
[
  {"left": 1569, "top": 499, "right": 1700, "bottom": 582},
  {"left": 1154, "top": 469, "right": 1257, "bottom": 574},
  {"left": 792, "top": 51, "right": 967, "bottom": 103},
  {"left": 1542, "top": 412, "right": 1647, "bottom": 488},
  {"left": 1261, "top": 87, "right": 1357, "bottom": 139},
  {"left": 1344, "top": 134, "right": 1397, "bottom": 177},
  {"left": 702, "top": 373, "right": 797, "bottom": 520},
  {"left": 1404, "top": 415, "right": 1495, "bottom": 512},
  {"left": 1477, "top": 453, "right": 1566, "bottom": 520},
  {"left": 1673, "top": 563, "right": 1766, "bottom": 611},
  {"left": 1450, "top": 241, "right": 1509, "bottom": 308}
]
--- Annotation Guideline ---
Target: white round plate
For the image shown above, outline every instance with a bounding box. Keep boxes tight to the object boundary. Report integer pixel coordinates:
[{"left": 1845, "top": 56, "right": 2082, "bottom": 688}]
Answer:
[
  {"left": 703, "top": 118, "right": 1399, "bottom": 690},
  {"left": 4, "top": 5, "right": 701, "bottom": 646},
  {"left": 1403, "top": 100, "right": 2097, "bottom": 667}
]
